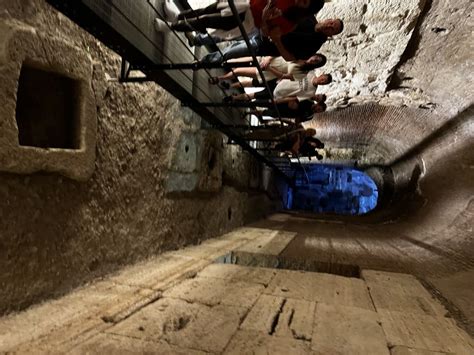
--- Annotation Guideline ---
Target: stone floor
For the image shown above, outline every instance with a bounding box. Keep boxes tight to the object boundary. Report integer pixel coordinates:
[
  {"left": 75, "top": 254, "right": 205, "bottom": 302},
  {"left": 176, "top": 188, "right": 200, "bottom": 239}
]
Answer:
[{"left": 0, "top": 225, "right": 472, "bottom": 354}]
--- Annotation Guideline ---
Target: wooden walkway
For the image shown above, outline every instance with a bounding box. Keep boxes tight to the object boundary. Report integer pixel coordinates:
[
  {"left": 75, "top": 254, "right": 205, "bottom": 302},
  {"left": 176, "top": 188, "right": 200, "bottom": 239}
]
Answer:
[
  {"left": 51, "top": 0, "right": 242, "bottom": 124},
  {"left": 46, "top": 0, "right": 294, "bottom": 180}
]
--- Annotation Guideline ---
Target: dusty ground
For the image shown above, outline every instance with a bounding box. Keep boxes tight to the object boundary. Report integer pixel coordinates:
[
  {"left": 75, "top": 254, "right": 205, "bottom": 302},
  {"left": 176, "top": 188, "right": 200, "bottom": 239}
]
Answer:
[{"left": 0, "top": 226, "right": 472, "bottom": 353}]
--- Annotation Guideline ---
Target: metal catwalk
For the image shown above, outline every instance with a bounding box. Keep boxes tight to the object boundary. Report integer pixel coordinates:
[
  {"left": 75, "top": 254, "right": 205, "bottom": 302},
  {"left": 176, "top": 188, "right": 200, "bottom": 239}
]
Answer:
[{"left": 46, "top": 0, "right": 310, "bottom": 183}]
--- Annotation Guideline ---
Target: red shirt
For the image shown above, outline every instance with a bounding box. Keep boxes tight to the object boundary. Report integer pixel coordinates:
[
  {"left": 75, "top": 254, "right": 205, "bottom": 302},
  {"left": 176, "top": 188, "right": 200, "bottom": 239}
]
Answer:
[{"left": 250, "top": 0, "right": 296, "bottom": 34}]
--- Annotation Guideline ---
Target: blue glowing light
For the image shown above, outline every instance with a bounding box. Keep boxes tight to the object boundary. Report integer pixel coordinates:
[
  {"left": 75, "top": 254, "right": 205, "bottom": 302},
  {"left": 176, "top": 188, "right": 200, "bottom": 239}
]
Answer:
[{"left": 287, "top": 164, "right": 378, "bottom": 215}]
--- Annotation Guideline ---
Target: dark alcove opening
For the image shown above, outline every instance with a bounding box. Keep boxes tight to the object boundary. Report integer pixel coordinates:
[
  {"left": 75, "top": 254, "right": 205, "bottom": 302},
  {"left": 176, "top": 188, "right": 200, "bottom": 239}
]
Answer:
[{"left": 15, "top": 64, "right": 82, "bottom": 149}]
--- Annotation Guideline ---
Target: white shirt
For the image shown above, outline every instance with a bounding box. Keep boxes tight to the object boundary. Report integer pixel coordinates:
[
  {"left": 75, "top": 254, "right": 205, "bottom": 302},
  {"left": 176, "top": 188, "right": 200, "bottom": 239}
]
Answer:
[
  {"left": 215, "top": 1, "right": 255, "bottom": 41},
  {"left": 274, "top": 71, "right": 317, "bottom": 101}
]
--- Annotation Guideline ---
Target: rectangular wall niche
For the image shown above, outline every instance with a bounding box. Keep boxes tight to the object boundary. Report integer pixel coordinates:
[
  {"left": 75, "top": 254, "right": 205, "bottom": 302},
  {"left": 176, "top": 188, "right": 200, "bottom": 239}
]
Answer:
[{"left": 15, "top": 64, "right": 81, "bottom": 149}]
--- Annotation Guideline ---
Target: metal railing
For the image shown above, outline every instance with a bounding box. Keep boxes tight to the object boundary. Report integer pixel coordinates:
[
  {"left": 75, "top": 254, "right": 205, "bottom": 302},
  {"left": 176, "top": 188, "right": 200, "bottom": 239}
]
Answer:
[{"left": 46, "top": 0, "right": 314, "bottom": 184}]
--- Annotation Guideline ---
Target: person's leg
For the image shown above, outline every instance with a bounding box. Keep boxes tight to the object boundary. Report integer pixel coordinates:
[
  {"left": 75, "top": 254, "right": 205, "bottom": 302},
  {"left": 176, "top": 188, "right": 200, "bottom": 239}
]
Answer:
[
  {"left": 200, "top": 37, "right": 258, "bottom": 65},
  {"left": 191, "top": 33, "right": 223, "bottom": 46},
  {"left": 232, "top": 92, "right": 255, "bottom": 101},
  {"left": 254, "top": 89, "right": 272, "bottom": 101},
  {"left": 243, "top": 127, "right": 287, "bottom": 141},
  {"left": 261, "top": 108, "right": 278, "bottom": 118},
  {"left": 177, "top": 2, "right": 220, "bottom": 20},
  {"left": 171, "top": 13, "right": 243, "bottom": 32},
  {"left": 231, "top": 78, "right": 253, "bottom": 89},
  {"left": 244, "top": 109, "right": 263, "bottom": 116},
  {"left": 227, "top": 56, "right": 254, "bottom": 63},
  {"left": 217, "top": 67, "right": 256, "bottom": 82}
]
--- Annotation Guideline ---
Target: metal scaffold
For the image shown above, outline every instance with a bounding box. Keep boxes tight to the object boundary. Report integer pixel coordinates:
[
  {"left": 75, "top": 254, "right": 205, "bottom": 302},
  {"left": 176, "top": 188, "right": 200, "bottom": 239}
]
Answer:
[{"left": 47, "top": 0, "right": 314, "bottom": 185}]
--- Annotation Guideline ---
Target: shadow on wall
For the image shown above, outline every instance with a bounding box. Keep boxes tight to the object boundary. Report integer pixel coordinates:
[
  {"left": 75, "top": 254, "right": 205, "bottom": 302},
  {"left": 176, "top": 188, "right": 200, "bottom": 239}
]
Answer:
[{"left": 287, "top": 164, "right": 378, "bottom": 215}]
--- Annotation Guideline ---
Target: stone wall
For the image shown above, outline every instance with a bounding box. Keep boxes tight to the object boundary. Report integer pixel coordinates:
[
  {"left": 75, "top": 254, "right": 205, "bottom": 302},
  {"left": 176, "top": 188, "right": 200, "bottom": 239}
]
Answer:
[
  {"left": 0, "top": 0, "right": 278, "bottom": 315},
  {"left": 316, "top": 0, "right": 473, "bottom": 113},
  {"left": 305, "top": 104, "right": 441, "bottom": 165}
]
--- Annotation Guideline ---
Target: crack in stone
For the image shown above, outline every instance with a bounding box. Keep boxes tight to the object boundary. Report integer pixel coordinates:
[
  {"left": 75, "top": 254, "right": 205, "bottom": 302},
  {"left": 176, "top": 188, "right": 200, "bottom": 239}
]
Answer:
[
  {"left": 269, "top": 299, "right": 287, "bottom": 335},
  {"left": 287, "top": 308, "right": 295, "bottom": 327}
]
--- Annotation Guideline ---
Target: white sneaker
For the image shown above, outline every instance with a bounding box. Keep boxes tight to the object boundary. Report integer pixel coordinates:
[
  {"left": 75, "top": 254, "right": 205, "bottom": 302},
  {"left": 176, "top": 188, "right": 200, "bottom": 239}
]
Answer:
[
  {"left": 154, "top": 18, "right": 171, "bottom": 32},
  {"left": 163, "top": 0, "right": 181, "bottom": 22}
]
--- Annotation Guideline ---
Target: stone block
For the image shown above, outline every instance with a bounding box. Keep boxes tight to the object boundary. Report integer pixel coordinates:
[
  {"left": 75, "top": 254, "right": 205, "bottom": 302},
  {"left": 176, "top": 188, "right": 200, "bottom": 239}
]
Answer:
[
  {"left": 275, "top": 298, "right": 316, "bottom": 341},
  {"left": 107, "top": 298, "right": 246, "bottom": 353},
  {"left": 224, "top": 330, "right": 311, "bottom": 355},
  {"left": 222, "top": 144, "right": 260, "bottom": 189},
  {"left": 240, "top": 294, "right": 286, "bottom": 334},
  {"left": 165, "top": 130, "right": 223, "bottom": 193},
  {"left": 218, "top": 227, "right": 283, "bottom": 242},
  {"left": 234, "top": 231, "right": 296, "bottom": 256},
  {"left": 240, "top": 294, "right": 316, "bottom": 342},
  {"left": 197, "top": 264, "right": 277, "bottom": 286},
  {"left": 266, "top": 213, "right": 290, "bottom": 222},
  {"left": 362, "top": 270, "right": 447, "bottom": 316},
  {"left": 163, "top": 276, "right": 264, "bottom": 308},
  {"left": 264, "top": 270, "right": 374, "bottom": 310},
  {"left": 197, "top": 130, "right": 223, "bottom": 192},
  {"left": 379, "top": 310, "right": 474, "bottom": 354},
  {"left": 71, "top": 333, "right": 208, "bottom": 355},
  {"left": 107, "top": 254, "right": 210, "bottom": 290},
  {"left": 232, "top": 251, "right": 280, "bottom": 269},
  {"left": 164, "top": 171, "right": 200, "bottom": 193},
  {"left": 169, "top": 237, "right": 247, "bottom": 261},
  {"left": 0, "top": 20, "right": 96, "bottom": 181},
  {"left": 315, "top": 0, "right": 425, "bottom": 105},
  {"left": 390, "top": 346, "right": 454, "bottom": 355},
  {"left": 312, "top": 303, "right": 390, "bottom": 355},
  {"left": 169, "top": 131, "right": 199, "bottom": 173},
  {"left": 0, "top": 281, "right": 152, "bottom": 352}
]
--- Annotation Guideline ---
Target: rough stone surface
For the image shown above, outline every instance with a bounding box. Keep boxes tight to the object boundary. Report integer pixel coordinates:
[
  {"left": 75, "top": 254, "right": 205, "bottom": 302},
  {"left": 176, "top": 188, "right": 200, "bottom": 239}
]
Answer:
[
  {"left": 197, "top": 263, "right": 277, "bottom": 286},
  {"left": 0, "top": 255, "right": 472, "bottom": 354},
  {"left": 264, "top": 270, "right": 374, "bottom": 311},
  {"left": 312, "top": 303, "right": 390, "bottom": 355},
  {"left": 390, "top": 346, "right": 454, "bottom": 355},
  {"left": 163, "top": 276, "right": 264, "bottom": 308},
  {"left": 0, "top": 19, "right": 96, "bottom": 180},
  {"left": 389, "top": 0, "right": 474, "bottom": 116},
  {"left": 224, "top": 330, "right": 312, "bottom": 355},
  {"left": 105, "top": 298, "right": 247, "bottom": 353},
  {"left": 274, "top": 298, "right": 316, "bottom": 342},
  {"left": 379, "top": 310, "right": 474, "bottom": 354},
  {"left": 0, "top": 0, "right": 278, "bottom": 315},
  {"left": 234, "top": 230, "right": 296, "bottom": 255},
  {"left": 313, "top": 0, "right": 473, "bottom": 113},
  {"left": 0, "top": 281, "right": 152, "bottom": 352},
  {"left": 240, "top": 294, "right": 286, "bottom": 333},
  {"left": 106, "top": 254, "right": 211, "bottom": 290},
  {"left": 279, "top": 102, "right": 474, "bottom": 333},
  {"left": 316, "top": 0, "right": 429, "bottom": 109},
  {"left": 223, "top": 143, "right": 261, "bottom": 190},
  {"left": 238, "top": 293, "right": 316, "bottom": 342},
  {"left": 305, "top": 104, "right": 443, "bottom": 165},
  {"left": 71, "top": 333, "right": 208, "bottom": 355},
  {"left": 362, "top": 270, "right": 448, "bottom": 316},
  {"left": 166, "top": 130, "right": 224, "bottom": 193}
]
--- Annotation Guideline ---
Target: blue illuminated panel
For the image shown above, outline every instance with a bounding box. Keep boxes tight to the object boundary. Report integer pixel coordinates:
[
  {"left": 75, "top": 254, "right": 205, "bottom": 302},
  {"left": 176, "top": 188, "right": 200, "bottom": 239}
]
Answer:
[{"left": 288, "top": 164, "right": 378, "bottom": 215}]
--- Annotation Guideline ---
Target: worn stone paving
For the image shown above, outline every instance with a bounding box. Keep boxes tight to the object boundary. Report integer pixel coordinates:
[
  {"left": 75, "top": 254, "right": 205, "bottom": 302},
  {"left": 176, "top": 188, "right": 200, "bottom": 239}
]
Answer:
[{"left": 0, "top": 226, "right": 472, "bottom": 354}]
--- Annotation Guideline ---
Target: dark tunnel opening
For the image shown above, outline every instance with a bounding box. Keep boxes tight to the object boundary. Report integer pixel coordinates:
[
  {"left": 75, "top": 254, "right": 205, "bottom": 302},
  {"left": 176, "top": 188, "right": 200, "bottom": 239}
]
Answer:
[{"left": 286, "top": 164, "right": 379, "bottom": 215}]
